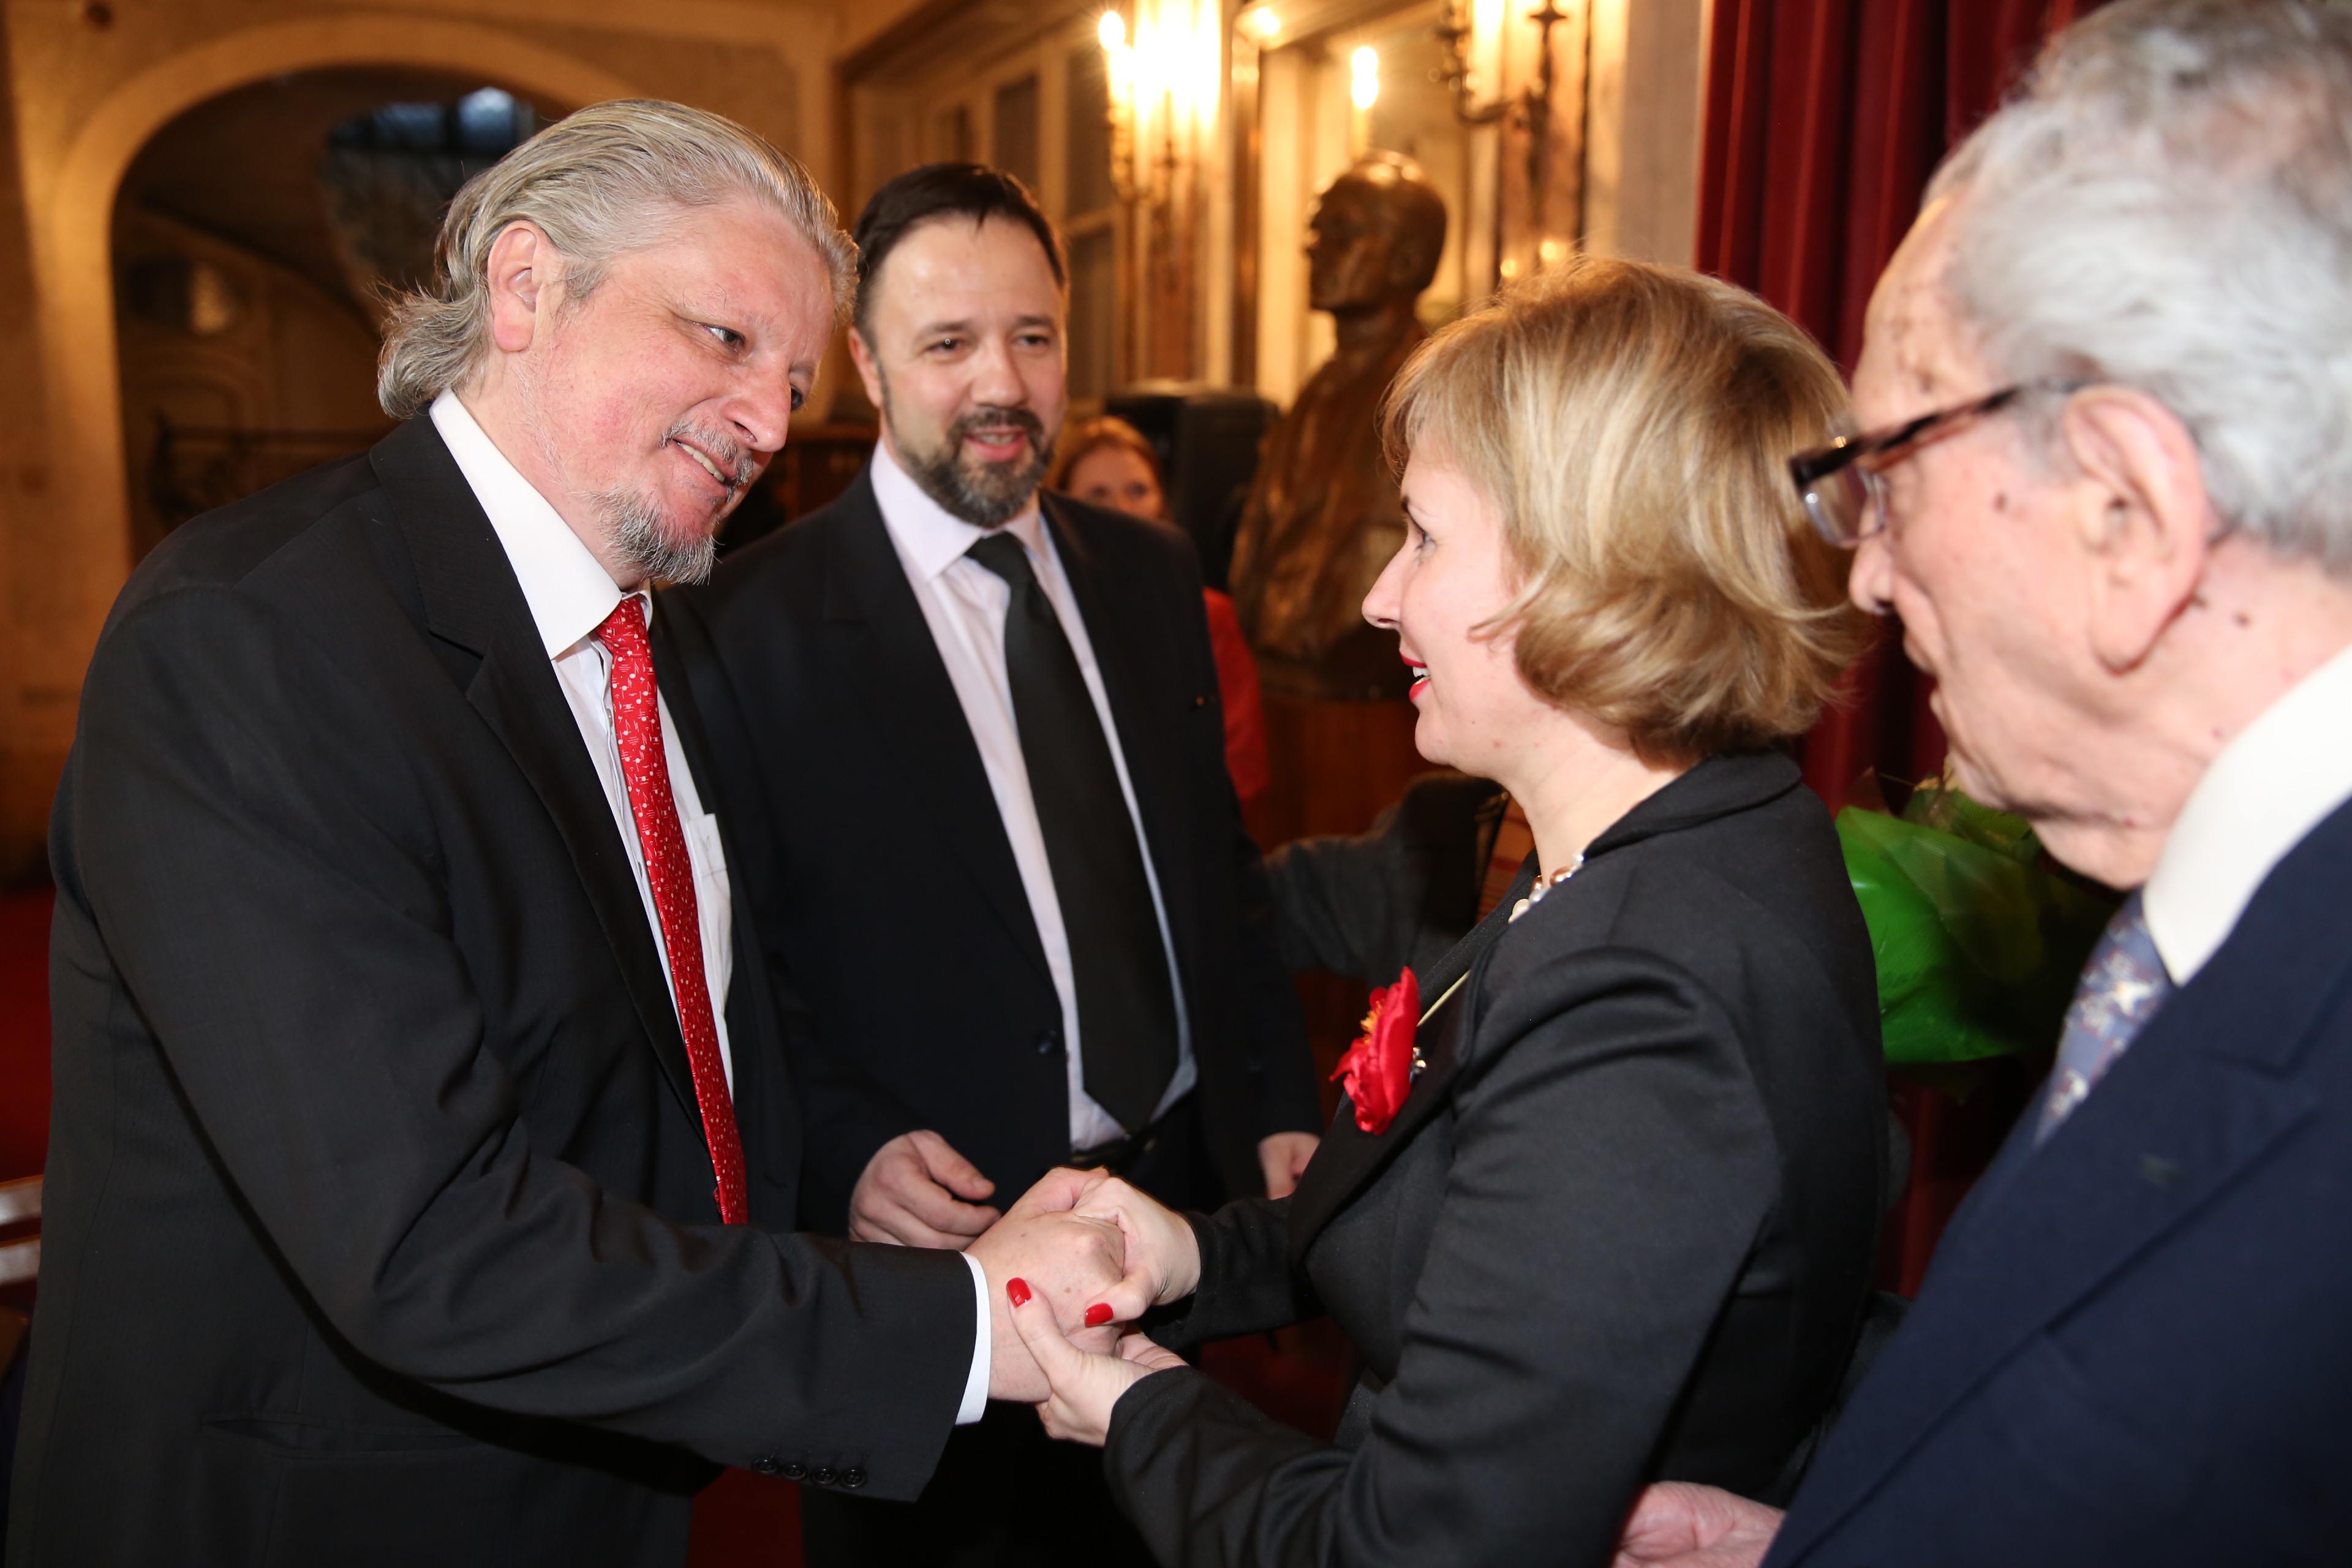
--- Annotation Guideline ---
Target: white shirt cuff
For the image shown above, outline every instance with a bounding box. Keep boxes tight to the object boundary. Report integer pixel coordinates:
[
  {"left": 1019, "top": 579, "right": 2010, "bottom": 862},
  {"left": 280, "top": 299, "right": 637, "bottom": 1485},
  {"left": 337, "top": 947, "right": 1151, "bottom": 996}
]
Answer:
[{"left": 957, "top": 1250, "right": 990, "bottom": 1424}]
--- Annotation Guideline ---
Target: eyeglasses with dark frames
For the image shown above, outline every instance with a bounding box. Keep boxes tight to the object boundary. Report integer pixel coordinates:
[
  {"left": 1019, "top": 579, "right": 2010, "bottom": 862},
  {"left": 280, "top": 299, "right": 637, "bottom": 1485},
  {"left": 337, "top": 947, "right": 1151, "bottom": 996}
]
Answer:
[{"left": 1789, "top": 379, "right": 2089, "bottom": 548}]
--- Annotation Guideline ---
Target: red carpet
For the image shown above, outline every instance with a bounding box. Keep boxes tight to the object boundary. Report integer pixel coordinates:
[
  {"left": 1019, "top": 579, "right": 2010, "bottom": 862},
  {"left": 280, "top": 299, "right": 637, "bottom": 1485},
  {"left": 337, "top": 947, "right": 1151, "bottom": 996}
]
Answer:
[
  {"left": 688, "top": 1469, "right": 802, "bottom": 1566},
  {"left": 0, "top": 891, "right": 51, "bottom": 1186}
]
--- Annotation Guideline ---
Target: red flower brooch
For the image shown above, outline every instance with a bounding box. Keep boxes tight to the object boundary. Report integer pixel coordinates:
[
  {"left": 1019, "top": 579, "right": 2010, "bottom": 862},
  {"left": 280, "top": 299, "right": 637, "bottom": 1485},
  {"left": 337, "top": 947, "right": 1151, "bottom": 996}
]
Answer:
[{"left": 1331, "top": 968, "right": 1419, "bottom": 1134}]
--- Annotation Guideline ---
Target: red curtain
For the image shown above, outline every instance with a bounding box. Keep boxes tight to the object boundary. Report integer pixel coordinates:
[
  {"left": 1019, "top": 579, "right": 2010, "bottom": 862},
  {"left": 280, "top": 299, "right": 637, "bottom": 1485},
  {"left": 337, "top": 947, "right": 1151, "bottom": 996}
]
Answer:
[
  {"left": 1694, "top": 0, "right": 2113, "bottom": 1294},
  {"left": 1696, "top": 0, "right": 2111, "bottom": 809}
]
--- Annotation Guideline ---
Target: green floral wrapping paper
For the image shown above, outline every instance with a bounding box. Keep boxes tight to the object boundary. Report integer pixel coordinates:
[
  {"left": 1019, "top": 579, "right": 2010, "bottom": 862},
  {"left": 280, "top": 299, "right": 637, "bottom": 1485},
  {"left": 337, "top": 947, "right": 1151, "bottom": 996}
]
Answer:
[{"left": 1838, "top": 783, "right": 2120, "bottom": 1065}]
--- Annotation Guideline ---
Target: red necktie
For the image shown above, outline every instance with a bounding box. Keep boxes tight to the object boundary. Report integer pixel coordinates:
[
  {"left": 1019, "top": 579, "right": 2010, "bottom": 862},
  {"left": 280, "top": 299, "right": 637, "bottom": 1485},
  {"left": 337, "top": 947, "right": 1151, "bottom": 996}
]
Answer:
[{"left": 595, "top": 597, "right": 748, "bottom": 1224}]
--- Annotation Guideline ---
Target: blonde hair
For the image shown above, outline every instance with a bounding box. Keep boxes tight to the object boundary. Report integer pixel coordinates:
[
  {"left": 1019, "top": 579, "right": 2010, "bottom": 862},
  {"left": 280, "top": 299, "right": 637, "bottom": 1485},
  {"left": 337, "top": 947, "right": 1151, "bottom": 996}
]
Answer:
[
  {"left": 1046, "top": 416, "right": 1163, "bottom": 493},
  {"left": 377, "top": 100, "right": 855, "bottom": 419},
  {"left": 1382, "top": 255, "right": 1866, "bottom": 763}
]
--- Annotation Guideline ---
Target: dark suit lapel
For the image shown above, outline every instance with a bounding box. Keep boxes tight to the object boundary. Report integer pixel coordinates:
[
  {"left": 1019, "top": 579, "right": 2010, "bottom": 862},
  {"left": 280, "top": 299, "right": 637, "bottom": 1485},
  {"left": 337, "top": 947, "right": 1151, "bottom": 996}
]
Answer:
[
  {"left": 650, "top": 616, "right": 795, "bottom": 1188},
  {"left": 823, "top": 475, "right": 1054, "bottom": 986},
  {"left": 1286, "top": 869, "right": 1528, "bottom": 1252},
  {"left": 1042, "top": 496, "right": 1204, "bottom": 989},
  {"left": 1774, "top": 812, "right": 2352, "bottom": 1561},
  {"left": 368, "top": 418, "right": 704, "bottom": 1133}
]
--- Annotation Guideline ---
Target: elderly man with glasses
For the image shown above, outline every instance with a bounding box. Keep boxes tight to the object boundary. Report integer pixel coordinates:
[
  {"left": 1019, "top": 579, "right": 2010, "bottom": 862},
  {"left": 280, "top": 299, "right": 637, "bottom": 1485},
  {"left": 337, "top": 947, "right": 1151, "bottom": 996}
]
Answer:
[{"left": 1617, "top": 2, "right": 2352, "bottom": 1565}]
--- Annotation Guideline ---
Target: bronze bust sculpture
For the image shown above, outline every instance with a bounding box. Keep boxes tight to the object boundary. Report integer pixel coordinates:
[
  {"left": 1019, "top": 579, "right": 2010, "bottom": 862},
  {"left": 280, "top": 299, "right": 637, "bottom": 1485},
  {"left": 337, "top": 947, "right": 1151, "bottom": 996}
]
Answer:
[{"left": 1230, "top": 153, "right": 1447, "bottom": 701}]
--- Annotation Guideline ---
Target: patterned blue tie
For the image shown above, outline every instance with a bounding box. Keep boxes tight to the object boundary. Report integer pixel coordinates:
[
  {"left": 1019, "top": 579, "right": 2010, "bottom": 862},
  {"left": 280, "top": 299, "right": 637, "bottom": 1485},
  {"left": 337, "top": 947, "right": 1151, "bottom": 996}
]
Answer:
[{"left": 2036, "top": 891, "right": 2174, "bottom": 1143}]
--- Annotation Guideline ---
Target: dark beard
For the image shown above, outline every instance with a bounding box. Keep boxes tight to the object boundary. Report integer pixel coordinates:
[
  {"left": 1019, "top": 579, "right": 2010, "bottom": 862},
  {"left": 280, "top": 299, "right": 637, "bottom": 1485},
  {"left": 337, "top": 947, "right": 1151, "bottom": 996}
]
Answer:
[{"left": 888, "top": 397, "right": 1054, "bottom": 529}]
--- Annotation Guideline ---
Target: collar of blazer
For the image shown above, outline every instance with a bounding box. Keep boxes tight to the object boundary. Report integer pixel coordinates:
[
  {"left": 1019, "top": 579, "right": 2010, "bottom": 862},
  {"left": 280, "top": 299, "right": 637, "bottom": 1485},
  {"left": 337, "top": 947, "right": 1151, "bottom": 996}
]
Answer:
[
  {"left": 1771, "top": 796, "right": 2352, "bottom": 1564},
  {"left": 818, "top": 469, "right": 1055, "bottom": 987},
  {"left": 815, "top": 473, "right": 1199, "bottom": 998},
  {"left": 366, "top": 415, "right": 710, "bottom": 1145},
  {"left": 1286, "top": 749, "right": 1807, "bottom": 1254}
]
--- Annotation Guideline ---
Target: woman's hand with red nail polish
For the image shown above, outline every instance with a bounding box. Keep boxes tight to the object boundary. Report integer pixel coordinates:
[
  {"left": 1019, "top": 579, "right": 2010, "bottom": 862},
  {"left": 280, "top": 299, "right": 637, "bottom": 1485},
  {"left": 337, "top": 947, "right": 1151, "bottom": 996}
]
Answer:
[
  {"left": 1006, "top": 1283, "right": 1184, "bottom": 1446},
  {"left": 971, "top": 1183, "right": 1131, "bottom": 1401}
]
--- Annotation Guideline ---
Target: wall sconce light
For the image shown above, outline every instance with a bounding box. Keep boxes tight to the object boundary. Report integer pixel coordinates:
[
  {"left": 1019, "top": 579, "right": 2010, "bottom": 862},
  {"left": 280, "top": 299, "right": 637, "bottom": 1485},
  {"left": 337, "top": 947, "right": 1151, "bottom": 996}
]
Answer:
[
  {"left": 1099, "top": 9, "right": 1140, "bottom": 203},
  {"left": 1433, "top": 0, "right": 1576, "bottom": 236},
  {"left": 1350, "top": 47, "right": 1381, "bottom": 111},
  {"left": 1101, "top": 1, "right": 1223, "bottom": 208},
  {"left": 1240, "top": 6, "right": 1281, "bottom": 43}
]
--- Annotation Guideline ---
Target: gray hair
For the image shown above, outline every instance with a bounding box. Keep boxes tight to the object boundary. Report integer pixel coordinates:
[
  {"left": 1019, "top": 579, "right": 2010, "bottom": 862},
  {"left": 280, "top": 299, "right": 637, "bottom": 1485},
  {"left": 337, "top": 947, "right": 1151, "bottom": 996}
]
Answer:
[
  {"left": 377, "top": 100, "right": 856, "bottom": 419},
  {"left": 1931, "top": 0, "right": 2352, "bottom": 568}
]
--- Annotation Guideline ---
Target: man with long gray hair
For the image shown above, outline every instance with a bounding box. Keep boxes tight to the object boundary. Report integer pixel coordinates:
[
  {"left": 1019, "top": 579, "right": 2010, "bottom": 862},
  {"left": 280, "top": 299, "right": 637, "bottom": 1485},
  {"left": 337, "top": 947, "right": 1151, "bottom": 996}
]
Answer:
[
  {"left": 12, "top": 100, "right": 1124, "bottom": 1568},
  {"left": 1618, "top": 2, "right": 2352, "bottom": 1563}
]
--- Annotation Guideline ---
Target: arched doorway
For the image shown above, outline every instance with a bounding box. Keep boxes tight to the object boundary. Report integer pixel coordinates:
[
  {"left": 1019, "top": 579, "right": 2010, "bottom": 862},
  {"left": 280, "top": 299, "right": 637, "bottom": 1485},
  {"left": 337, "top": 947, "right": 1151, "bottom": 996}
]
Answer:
[
  {"left": 0, "top": 13, "right": 669, "bottom": 880},
  {"left": 115, "top": 69, "right": 560, "bottom": 560},
  {"left": 22, "top": 17, "right": 638, "bottom": 694}
]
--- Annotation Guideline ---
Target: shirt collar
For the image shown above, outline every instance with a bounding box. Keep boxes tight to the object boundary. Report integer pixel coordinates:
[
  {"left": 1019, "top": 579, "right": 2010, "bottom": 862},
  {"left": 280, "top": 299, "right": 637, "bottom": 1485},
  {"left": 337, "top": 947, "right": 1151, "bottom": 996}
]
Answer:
[
  {"left": 868, "top": 437, "right": 1046, "bottom": 579},
  {"left": 2142, "top": 638, "right": 2352, "bottom": 984},
  {"left": 430, "top": 388, "right": 632, "bottom": 660}
]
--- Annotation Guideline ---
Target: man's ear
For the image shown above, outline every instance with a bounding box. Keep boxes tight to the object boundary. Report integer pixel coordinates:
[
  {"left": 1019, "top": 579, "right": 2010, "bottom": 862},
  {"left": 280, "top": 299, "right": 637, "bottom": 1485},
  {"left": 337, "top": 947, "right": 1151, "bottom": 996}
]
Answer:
[
  {"left": 483, "top": 221, "right": 556, "bottom": 355},
  {"left": 2061, "top": 386, "right": 2215, "bottom": 673},
  {"left": 846, "top": 326, "right": 887, "bottom": 413}
]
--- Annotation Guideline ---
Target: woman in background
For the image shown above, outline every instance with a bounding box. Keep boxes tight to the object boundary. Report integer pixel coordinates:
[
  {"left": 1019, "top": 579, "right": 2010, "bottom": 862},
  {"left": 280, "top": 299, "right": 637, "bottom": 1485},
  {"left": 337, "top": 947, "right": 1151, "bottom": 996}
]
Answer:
[
  {"left": 1008, "top": 258, "right": 1887, "bottom": 1568},
  {"left": 1051, "top": 419, "right": 1270, "bottom": 810}
]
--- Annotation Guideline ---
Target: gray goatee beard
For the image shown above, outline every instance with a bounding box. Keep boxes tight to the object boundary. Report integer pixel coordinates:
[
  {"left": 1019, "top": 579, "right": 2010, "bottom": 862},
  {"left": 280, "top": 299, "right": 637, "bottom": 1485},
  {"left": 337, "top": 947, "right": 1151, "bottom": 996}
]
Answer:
[
  {"left": 590, "top": 423, "right": 760, "bottom": 587},
  {"left": 595, "top": 487, "right": 719, "bottom": 587},
  {"left": 886, "top": 390, "right": 1054, "bottom": 530}
]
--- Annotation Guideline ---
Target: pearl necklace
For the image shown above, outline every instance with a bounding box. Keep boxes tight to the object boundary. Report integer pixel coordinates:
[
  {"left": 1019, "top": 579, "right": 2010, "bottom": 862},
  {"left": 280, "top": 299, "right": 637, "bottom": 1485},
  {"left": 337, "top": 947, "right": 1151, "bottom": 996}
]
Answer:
[{"left": 1507, "top": 853, "right": 1585, "bottom": 923}]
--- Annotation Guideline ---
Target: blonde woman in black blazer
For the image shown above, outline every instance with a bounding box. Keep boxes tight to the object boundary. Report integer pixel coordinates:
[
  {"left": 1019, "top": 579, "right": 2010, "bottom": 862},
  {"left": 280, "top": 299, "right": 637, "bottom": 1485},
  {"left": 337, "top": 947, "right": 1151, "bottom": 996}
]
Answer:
[{"left": 1004, "top": 258, "right": 1888, "bottom": 1568}]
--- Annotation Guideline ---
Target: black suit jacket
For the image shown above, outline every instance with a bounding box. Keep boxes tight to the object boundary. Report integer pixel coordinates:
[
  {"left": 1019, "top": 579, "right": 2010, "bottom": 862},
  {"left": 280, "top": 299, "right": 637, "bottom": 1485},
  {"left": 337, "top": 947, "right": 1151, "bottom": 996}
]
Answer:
[
  {"left": 9, "top": 420, "right": 973, "bottom": 1568},
  {"left": 1103, "top": 752, "right": 1888, "bottom": 1568},
  {"left": 1765, "top": 792, "right": 2352, "bottom": 1567},
  {"left": 660, "top": 473, "right": 1319, "bottom": 1230}
]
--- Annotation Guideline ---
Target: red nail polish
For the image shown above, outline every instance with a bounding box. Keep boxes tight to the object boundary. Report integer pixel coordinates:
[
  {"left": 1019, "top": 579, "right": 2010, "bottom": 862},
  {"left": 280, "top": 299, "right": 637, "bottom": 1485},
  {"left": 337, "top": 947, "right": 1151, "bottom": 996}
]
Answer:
[
  {"left": 1006, "top": 1277, "right": 1032, "bottom": 1308},
  {"left": 1084, "top": 1302, "right": 1114, "bottom": 1327}
]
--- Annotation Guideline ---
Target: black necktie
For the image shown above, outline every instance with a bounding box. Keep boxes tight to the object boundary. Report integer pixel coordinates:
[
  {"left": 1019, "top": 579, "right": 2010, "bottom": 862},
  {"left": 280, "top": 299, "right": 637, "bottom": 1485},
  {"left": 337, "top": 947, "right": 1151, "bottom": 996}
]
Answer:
[{"left": 967, "top": 530, "right": 1178, "bottom": 1133}]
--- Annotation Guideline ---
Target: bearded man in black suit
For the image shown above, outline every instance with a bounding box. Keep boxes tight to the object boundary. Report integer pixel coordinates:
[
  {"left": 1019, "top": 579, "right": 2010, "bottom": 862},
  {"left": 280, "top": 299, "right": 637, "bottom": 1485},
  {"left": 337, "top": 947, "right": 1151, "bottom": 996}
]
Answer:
[
  {"left": 10, "top": 103, "right": 1123, "bottom": 1568},
  {"left": 662, "top": 164, "right": 1322, "bottom": 1567}
]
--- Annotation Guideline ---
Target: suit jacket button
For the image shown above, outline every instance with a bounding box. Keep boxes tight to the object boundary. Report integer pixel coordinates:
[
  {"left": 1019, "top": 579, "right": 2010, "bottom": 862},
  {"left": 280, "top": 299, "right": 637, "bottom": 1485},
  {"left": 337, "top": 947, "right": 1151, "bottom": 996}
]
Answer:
[
  {"left": 811, "top": 1466, "right": 837, "bottom": 1486},
  {"left": 750, "top": 1455, "right": 782, "bottom": 1476},
  {"left": 781, "top": 1461, "right": 808, "bottom": 1481},
  {"left": 1036, "top": 1030, "right": 1058, "bottom": 1056},
  {"left": 842, "top": 1466, "right": 869, "bottom": 1490}
]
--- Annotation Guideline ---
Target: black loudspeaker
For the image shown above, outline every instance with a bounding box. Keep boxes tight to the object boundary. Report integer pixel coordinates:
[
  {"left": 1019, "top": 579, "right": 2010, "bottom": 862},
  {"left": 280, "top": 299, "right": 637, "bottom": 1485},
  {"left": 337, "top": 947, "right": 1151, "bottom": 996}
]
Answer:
[{"left": 1103, "top": 382, "right": 1277, "bottom": 592}]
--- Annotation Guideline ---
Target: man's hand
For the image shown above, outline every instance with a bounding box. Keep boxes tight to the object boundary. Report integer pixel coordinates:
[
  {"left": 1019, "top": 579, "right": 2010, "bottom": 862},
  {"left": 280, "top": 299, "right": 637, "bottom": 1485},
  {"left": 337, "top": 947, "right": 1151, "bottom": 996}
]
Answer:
[
  {"left": 1612, "top": 1483, "right": 1783, "bottom": 1568},
  {"left": 969, "top": 1171, "right": 1129, "bottom": 1402},
  {"left": 1069, "top": 1174, "right": 1201, "bottom": 1324},
  {"left": 1256, "top": 1131, "right": 1319, "bottom": 1198},
  {"left": 849, "top": 1131, "right": 999, "bottom": 1248}
]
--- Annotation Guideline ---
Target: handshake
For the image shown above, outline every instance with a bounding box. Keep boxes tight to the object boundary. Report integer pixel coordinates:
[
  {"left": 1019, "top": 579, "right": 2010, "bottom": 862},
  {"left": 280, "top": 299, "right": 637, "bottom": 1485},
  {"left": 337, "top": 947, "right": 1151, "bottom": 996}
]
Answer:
[{"left": 856, "top": 1134, "right": 1206, "bottom": 1445}]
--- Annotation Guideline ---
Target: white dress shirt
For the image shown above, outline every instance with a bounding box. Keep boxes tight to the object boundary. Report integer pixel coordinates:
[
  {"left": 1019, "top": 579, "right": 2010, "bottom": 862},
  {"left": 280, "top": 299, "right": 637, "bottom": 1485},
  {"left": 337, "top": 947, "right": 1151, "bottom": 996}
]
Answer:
[
  {"left": 431, "top": 392, "right": 991, "bottom": 1424},
  {"left": 869, "top": 442, "right": 1196, "bottom": 1153},
  {"left": 430, "top": 392, "right": 738, "bottom": 1087},
  {"left": 2141, "top": 639, "right": 2352, "bottom": 987}
]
